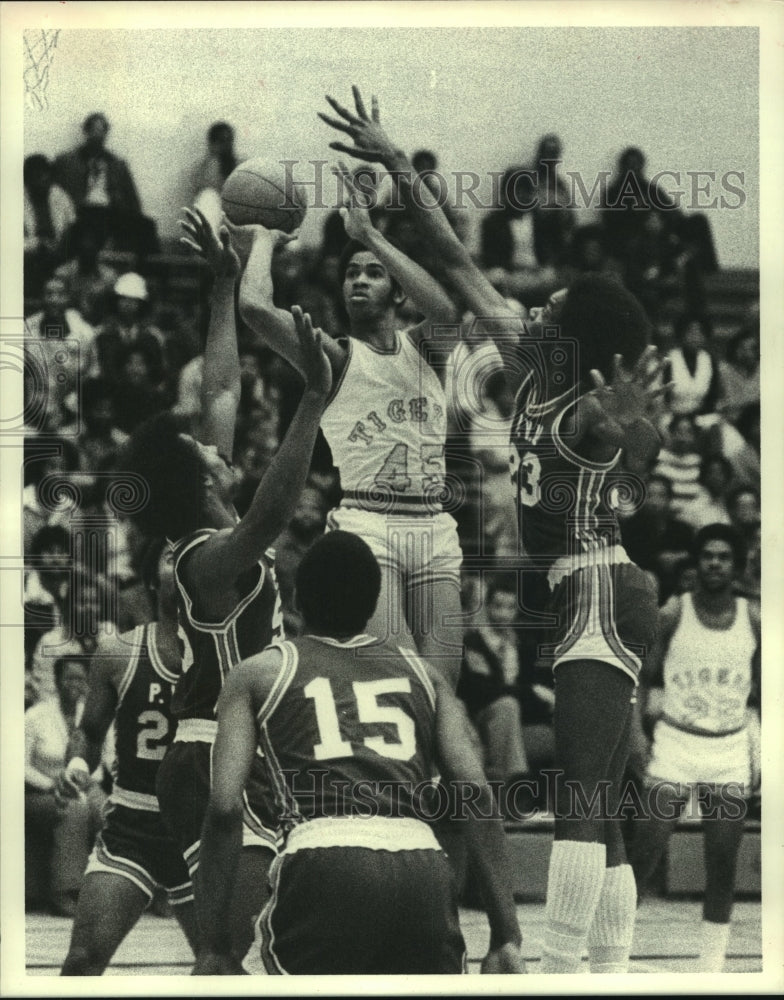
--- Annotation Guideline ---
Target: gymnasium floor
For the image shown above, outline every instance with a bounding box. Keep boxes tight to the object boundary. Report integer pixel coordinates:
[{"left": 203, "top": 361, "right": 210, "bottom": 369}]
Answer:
[{"left": 24, "top": 898, "right": 762, "bottom": 976}]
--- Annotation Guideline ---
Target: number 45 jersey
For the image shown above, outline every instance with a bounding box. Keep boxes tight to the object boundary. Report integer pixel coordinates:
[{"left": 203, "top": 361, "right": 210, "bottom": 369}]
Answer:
[
  {"left": 257, "top": 635, "right": 440, "bottom": 829},
  {"left": 112, "top": 621, "right": 179, "bottom": 810},
  {"left": 320, "top": 334, "right": 448, "bottom": 511}
]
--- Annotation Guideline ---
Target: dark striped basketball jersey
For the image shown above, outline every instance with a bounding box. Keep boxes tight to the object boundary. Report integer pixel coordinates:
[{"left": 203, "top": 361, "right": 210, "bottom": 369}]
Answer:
[
  {"left": 171, "top": 528, "right": 284, "bottom": 721},
  {"left": 256, "top": 636, "right": 440, "bottom": 831},
  {"left": 112, "top": 622, "right": 179, "bottom": 810},
  {"left": 509, "top": 371, "right": 623, "bottom": 569}
]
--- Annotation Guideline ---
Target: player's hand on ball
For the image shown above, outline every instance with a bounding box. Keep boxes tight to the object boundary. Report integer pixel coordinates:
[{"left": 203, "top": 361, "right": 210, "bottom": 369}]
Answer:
[
  {"left": 319, "top": 85, "right": 397, "bottom": 166},
  {"left": 180, "top": 206, "right": 240, "bottom": 278},
  {"left": 291, "top": 305, "right": 332, "bottom": 399},
  {"left": 192, "top": 950, "right": 247, "bottom": 975},
  {"left": 481, "top": 942, "right": 527, "bottom": 974}
]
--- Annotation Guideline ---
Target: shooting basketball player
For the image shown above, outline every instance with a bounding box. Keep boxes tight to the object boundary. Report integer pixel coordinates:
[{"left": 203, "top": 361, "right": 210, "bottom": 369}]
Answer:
[
  {"left": 229, "top": 166, "right": 466, "bottom": 688},
  {"left": 193, "top": 531, "right": 524, "bottom": 976},
  {"left": 56, "top": 539, "right": 197, "bottom": 975},
  {"left": 321, "top": 86, "right": 667, "bottom": 973},
  {"left": 122, "top": 208, "right": 332, "bottom": 961},
  {"left": 629, "top": 523, "right": 760, "bottom": 973}
]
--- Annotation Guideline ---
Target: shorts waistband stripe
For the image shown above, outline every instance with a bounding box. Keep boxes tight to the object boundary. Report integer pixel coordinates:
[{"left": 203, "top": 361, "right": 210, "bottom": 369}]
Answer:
[
  {"left": 662, "top": 716, "right": 747, "bottom": 738},
  {"left": 174, "top": 718, "right": 218, "bottom": 743},
  {"left": 111, "top": 786, "right": 160, "bottom": 812},
  {"left": 282, "top": 815, "right": 441, "bottom": 854},
  {"left": 341, "top": 490, "right": 443, "bottom": 515}
]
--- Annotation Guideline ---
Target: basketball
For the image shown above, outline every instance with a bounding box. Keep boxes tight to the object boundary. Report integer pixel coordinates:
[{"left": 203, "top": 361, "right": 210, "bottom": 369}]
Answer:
[{"left": 221, "top": 159, "right": 307, "bottom": 232}]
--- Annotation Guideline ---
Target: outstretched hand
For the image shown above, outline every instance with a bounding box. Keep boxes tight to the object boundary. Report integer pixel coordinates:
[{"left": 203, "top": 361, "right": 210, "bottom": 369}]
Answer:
[
  {"left": 291, "top": 305, "right": 332, "bottom": 399},
  {"left": 318, "top": 85, "right": 398, "bottom": 166},
  {"left": 179, "top": 207, "right": 240, "bottom": 279},
  {"left": 333, "top": 161, "right": 378, "bottom": 243},
  {"left": 589, "top": 346, "right": 671, "bottom": 427},
  {"left": 480, "top": 942, "right": 527, "bottom": 974}
]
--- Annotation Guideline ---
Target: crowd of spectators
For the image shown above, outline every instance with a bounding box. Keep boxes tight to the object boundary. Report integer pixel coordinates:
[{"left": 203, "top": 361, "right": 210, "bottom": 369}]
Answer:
[{"left": 22, "top": 115, "right": 761, "bottom": 910}]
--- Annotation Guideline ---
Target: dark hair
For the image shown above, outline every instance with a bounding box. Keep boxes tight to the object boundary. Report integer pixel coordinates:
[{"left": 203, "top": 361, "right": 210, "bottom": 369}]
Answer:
[
  {"left": 337, "top": 239, "right": 403, "bottom": 301},
  {"left": 23, "top": 154, "right": 51, "bottom": 186},
  {"left": 412, "top": 149, "right": 437, "bottom": 173},
  {"left": 693, "top": 523, "right": 746, "bottom": 570},
  {"left": 81, "top": 377, "right": 114, "bottom": 413},
  {"left": 207, "top": 121, "right": 237, "bottom": 180},
  {"left": 295, "top": 531, "right": 381, "bottom": 636},
  {"left": 668, "top": 413, "right": 697, "bottom": 436},
  {"left": 559, "top": 274, "right": 651, "bottom": 385},
  {"left": 208, "top": 121, "right": 234, "bottom": 144},
  {"left": 728, "top": 485, "right": 759, "bottom": 511},
  {"left": 29, "top": 524, "right": 71, "bottom": 557},
  {"left": 725, "top": 326, "right": 759, "bottom": 366},
  {"left": 698, "top": 454, "right": 733, "bottom": 487},
  {"left": 735, "top": 402, "right": 760, "bottom": 443},
  {"left": 82, "top": 112, "right": 109, "bottom": 133},
  {"left": 24, "top": 436, "right": 81, "bottom": 487},
  {"left": 674, "top": 313, "right": 713, "bottom": 343},
  {"left": 54, "top": 655, "right": 88, "bottom": 687},
  {"left": 121, "top": 412, "right": 204, "bottom": 541}
]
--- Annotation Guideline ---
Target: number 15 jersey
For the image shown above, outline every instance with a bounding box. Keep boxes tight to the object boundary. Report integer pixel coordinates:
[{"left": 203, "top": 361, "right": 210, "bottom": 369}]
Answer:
[{"left": 256, "top": 635, "right": 440, "bottom": 829}]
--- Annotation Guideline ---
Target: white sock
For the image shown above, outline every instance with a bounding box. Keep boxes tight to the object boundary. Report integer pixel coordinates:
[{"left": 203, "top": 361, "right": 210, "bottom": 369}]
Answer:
[
  {"left": 587, "top": 864, "right": 637, "bottom": 973},
  {"left": 696, "top": 919, "right": 730, "bottom": 973},
  {"left": 541, "top": 840, "right": 607, "bottom": 973}
]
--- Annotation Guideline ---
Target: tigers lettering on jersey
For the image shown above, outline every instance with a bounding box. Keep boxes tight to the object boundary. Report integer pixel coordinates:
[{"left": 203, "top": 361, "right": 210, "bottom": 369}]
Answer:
[
  {"left": 171, "top": 529, "right": 284, "bottom": 721},
  {"left": 113, "top": 622, "right": 179, "bottom": 808},
  {"left": 256, "top": 636, "right": 439, "bottom": 831},
  {"left": 322, "top": 335, "right": 448, "bottom": 498}
]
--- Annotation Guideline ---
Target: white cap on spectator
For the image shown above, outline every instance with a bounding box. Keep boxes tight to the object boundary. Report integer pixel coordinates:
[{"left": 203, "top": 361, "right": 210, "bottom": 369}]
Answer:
[{"left": 114, "top": 272, "right": 148, "bottom": 301}]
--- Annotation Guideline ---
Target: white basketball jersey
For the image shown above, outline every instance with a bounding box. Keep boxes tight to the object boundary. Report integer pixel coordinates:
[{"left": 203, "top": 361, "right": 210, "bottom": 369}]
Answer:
[
  {"left": 662, "top": 593, "right": 756, "bottom": 734},
  {"left": 321, "top": 334, "right": 447, "bottom": 510}
]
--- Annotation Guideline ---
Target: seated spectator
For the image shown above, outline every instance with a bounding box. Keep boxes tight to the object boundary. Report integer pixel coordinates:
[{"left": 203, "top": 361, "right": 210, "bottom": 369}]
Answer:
[
  {"left": 30, "top": 571, "right": 114, "bottom": 703},
  {"left": 112, "top": 342, "right": 169, "bottom": 433},
  {"left": 25, "top": 656, "right": 104, "bottom": 916},
  {"left": 679, "top": 455, "right": 734, "bottom": 530},
  {"left": 24, "top": 154, "right": 76, "bottom": 303},
  {"left": 458, "top": 576, "right": 544, "bottom": 807},
  {"left": 54, "top": 216, "right": 118, "bottom": 325},
  {"left": 53, "top": 112, "right": 158, "bottom": 256},
  {"left": 529, "top": 133, "right": 575, "bottom": 269},
  {"left": 735, "top": 522, "right": 761, "bottom": 599},
  {"left": 725, "top": 402, "right": 761, "bottom": 488},
  {"left": 90, "top": 272, "right": 165, "bottom": 384},
  {"left": 728, "top": 485, "right": 760, "bottom": 541},
  {"left": 23, "top": 437, "right": 82, "bottom": 551},
  {"left": 24, "top": 524, "right": 72, "bottom": 672},
  {"left": 24, "top": 275, "right": 95, "bottom": 414},
  {"left": 717, "top": 321, "right": 760, "bottom": 424},
  {"left": 193, "top": 121, "right": 239, "bottom": 231},
  {"left": 663, "top": 314, "right": 721, "bottom": 417},
  {"left": 61, "top": 377, "right": 128, "bottom": 472},
  {"left": 654, "top": 414, "right": 705, "bottom": 517},
  {"left": 620, "top": 474, "right": 695, "bottom": 602},
  {"left": 480, "top": 168, "right": 560, "bottom": 305}
]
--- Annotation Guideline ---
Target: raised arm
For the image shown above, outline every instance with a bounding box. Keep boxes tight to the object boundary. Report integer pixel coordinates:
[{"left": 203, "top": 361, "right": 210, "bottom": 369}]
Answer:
[
  {"left": 319, "top": 87, "right": 520, "bottom": 333},
  {"left": 194, "top": 654, "right": 278, "bottom": 974},
  {"left": 334, "top": 164, "right": 459, "bottom": 336},
  {"left": 184, "top": 307, "right": 332, "bottom": 585},
  {"left": 425, "top": 662, "right": 525, "bottom": 973},
  {"left": 233, "top": 222, "right": 346, "bottom": 380},
  {"left": 179, "top": 207, "right": 242, "bottom": 458}
]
